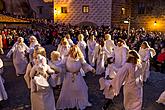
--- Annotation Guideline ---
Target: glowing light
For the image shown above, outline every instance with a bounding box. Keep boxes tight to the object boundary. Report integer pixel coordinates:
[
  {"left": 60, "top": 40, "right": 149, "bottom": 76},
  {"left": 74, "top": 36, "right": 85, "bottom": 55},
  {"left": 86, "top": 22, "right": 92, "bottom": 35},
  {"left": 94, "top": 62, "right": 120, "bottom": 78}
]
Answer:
[
  {"left": 154, "top": 21, "right": 157, "bottom": 26},
  {"left": 124, "top": 20, "right": 129, "bottom": 24}
]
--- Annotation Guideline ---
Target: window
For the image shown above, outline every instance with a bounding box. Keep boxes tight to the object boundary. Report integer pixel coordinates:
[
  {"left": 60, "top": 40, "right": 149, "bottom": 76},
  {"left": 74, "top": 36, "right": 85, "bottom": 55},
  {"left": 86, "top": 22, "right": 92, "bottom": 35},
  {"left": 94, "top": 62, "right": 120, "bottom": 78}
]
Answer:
[
  {"left": 61, "top": 7, "right": 67, "bottom": 13},
  {"left": 38, "top": 6, "right": 43, "bottom": 14},
  {"left": 121, "top": 8, "right": 126, "bottom": 15},
  {"left": 138, "top": 2, "right": 145, "bottom": 14},
  {"left": 146, "top": 2, "right": 153, "bottom": 14},
  {"left": 82, "top": 5, "right": 89, "bottom": 13}
]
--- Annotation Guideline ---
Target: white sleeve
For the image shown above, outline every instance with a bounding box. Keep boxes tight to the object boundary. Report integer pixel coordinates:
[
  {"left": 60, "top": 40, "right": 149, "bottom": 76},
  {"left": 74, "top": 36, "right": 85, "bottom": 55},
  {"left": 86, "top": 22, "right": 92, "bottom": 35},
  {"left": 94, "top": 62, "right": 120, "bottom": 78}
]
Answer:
[{"left": 121, "top": 48, "right": 127, "bottom": 66}]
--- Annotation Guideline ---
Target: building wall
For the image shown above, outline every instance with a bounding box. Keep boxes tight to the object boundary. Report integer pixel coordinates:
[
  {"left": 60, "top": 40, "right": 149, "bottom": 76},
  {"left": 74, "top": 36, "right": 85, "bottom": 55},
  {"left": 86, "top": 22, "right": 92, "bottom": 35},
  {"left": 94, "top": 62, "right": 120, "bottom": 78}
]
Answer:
[
  {"left": 131, "top": 0, "right": 165, "bottom": 31},
  {"left": 29, "top": 0, "right": 53, "bottom": 19},
  {"left": 54, "top": 0, "right": 112, "bottom": 26},
  {"left": 111, "top": 0, "right": 132, "bottom": 29},
  {"left": 2, "top": 0, "right": 33, "bottom": 17}
]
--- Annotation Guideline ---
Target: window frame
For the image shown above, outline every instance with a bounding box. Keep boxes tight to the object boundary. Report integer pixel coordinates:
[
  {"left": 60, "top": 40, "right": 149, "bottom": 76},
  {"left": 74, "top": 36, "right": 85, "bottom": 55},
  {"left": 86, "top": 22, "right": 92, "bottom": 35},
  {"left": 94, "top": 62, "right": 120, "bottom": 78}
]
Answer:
[{"left": 82, "top": 5, "right": 89, "bottom": 13}]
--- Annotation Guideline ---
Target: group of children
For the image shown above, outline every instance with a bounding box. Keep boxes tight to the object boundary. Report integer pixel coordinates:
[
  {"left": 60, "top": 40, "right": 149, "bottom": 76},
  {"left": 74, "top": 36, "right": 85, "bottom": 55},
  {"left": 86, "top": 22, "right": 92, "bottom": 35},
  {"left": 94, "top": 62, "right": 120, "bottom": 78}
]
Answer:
[{"left": 0, "top": 32, "right": 164, "bottom": 110}]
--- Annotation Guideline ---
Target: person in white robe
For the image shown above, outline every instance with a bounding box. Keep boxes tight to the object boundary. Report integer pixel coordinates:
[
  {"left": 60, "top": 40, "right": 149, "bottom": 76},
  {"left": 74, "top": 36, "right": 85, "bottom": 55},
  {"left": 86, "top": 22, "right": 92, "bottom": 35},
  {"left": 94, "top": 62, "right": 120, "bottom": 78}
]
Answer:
[
  {"left": 6, "top": 37, "right": 29, "bottom": 76},
  {"left": 65, "top": 34, "right": 74, "bottom": 46},
  {"left": 77, "top": 34, "right": 87, "bottom": 59},
  {"left": 57, "top": 38, "right": 70, "bottom": 60},
  {"left": 104, "top": 34, "right": 115, "bottom": 55},
  {"left": 30, "top": 47, "right": 56, "bottom": 110},
  {"left": 99, "top": 57, "right": 117, "bottom": 100},
  {"left": 111, "top": 38, "right": 128, "bottom": 69},
  {"left": 56, "top": 45, "right": 95, "bottom": 110},
  {"left": 102, "top": 50, "right": 143, "bottom": 110},
  {"left": 87, "top": 34, "right": 96, "bottom": 66},
  {"left": 0, "top": 58, "right": 8, "bottom": 102},
  {"left": 48, "top": 51, "right": 65, "bottom": 87},
  {"left": 24, "top": 45, "right": 41, "bottom": 89},
  {"left": 138, "top": 41, "right": 156, "bottom": 82},
  {"left": 28, "top": 35, "right": 40, "bottom": 62},
  {"left": 92, "top": 39, "right": 111, "bottom": 75},
  {"left": 77, "top": 34, "right": 87, "bottom": 76}
]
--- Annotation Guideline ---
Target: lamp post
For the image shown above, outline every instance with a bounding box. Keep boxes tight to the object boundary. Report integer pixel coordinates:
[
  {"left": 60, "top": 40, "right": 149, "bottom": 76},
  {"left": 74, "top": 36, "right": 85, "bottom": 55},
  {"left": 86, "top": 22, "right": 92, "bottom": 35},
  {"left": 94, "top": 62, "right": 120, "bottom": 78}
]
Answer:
[{"left": 124, "top": 17, "right": 131, "bottom": 38}]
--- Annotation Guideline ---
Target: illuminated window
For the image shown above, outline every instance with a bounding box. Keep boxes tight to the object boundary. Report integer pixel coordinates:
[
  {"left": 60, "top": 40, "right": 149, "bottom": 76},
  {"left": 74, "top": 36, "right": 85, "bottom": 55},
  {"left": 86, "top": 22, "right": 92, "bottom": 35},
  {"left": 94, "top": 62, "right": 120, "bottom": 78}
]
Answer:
[
  {"left": 82, "top": 5, "right": 89, "bottom": 13},
  {"left": 121, "top": 8, "right": 126, "bottom": 15},
  {"left": 61, "top": 7, "right": 67, "bottom": 13}
]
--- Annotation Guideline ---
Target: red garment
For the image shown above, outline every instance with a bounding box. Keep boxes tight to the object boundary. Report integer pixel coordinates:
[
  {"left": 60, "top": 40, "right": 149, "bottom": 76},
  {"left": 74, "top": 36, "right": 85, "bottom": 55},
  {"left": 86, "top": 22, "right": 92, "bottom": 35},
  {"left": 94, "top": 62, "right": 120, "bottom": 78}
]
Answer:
[
  {"left": 3, "top": 38, "right": 7, "bottom": 49},
  {"left": 157, "top": 52, "right": 165, "bottom": 63}
]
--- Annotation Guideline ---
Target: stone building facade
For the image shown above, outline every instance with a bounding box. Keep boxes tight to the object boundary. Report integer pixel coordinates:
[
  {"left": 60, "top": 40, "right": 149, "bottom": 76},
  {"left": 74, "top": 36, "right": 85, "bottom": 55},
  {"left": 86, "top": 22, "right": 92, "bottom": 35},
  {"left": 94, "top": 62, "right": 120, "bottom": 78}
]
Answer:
[
  {"left": 28, "top": 0, "right": 53, "bottom": 19},
  {"left": 54, "top": 0, "right": 112, "bottom": 26},
  {"left": 111, "top": 0, "right": 131, "bottom": 29}
]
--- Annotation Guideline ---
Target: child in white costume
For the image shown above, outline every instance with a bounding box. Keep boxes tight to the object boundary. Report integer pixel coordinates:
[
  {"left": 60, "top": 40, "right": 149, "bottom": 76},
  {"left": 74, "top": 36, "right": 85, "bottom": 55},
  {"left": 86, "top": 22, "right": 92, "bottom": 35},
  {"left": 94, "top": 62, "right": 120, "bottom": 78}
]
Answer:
[
  {"left": 56, "top": 45, "right": 95, "bottom": 110},
  {"left": 102, "top": 50, "right": 143, "bottom": 110},
  {"left": 6, "top": 37, "right": 29, "bottom": 76},
  {"left": 57, "top": 38, "right": 70, "bottom": 60},
  {"left": 93, "top": 39, "right": 110, "bottom": 75},
  {"left": 77, "top": 34, "right": 87, "bottom": 59},
  {"left": 138, "top": 41, "right": 156, "bottom": 82},
  {"left": 77, "top": 34, "right": 87, "bottom": 76},
  {"left": 99, "top": 57, "right": 117, "bottom": 99},
  {"left": 48, "top": 51, "right": 65, "bottom": 87},
  {"left": 87, "top": 34, "right": 96, "bottom": 66},
  {"left": 30, "top": 47, "right": 56, "bottom": 110},
  {"left": 0, "top": 58, "right": 8, "bottom": 102}
]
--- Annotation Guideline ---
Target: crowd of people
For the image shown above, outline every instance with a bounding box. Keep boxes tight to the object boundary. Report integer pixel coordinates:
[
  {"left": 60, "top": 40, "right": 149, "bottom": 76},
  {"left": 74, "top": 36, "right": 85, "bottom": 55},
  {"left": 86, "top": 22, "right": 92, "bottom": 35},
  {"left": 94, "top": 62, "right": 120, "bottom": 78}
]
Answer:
[{"left": 0, "top": 24, "right": 165, "bottom": 110}]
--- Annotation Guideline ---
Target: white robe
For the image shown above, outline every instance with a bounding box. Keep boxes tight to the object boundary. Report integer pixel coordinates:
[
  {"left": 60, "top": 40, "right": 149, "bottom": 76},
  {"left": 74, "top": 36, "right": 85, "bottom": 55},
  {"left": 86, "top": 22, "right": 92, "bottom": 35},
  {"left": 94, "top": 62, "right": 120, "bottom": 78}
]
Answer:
[
  {"left": 57, "top": 44, "right": 70, "bottom": 59},
  {"left": 48, "top": 59, "right": 65, "bottom": 86},
  {"left": 28, "top": 41, "right": 40, "bottom": 62},
  {"left": 77, "top": 41, "right": 87, "bottom": 59},
  {"left": 87, "top": 40, "right": 96, "bottom": 66},
  {"left": 111, "top": 63, "right": 143, "bottom": 110},
  {"left": 99, "top": 64, "right": 118, "bottom": 99},
  {"left": 6, "top": 42, "right": 29, "bottom": 75},
  {"left": 56, "top": 56, "right": 94, "bottom": 110},
  {"left": 30, "top": 64, "right": 56, "bottom": 110},
  {"left": 138, "top": 48, "right": 150, "bottom": 82},
  {"left": 111, "top": 46, "right": 128, "bottom": 68},
  {"left": 93, "top": 44, "right": 111, "bottom": 75},
  {"left": 67, "top": 39, "right": 74, "bottom": 46},
  {"left": 0, "top": 59, "right": 7, "bottom": 101},
  {"left": 24, "top": 61, "right": 36, "bottom": 89},
  {"left": 105, "top": 39, "right": 115, "bottom": 55}
]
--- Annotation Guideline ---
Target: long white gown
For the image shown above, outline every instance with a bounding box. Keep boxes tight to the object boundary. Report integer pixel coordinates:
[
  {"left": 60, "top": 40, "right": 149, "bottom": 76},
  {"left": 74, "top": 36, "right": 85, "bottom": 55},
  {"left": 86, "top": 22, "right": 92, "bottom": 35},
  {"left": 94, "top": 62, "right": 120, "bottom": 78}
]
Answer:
[
  {"left": 6, "top": 42, "right": 29, "bottom": 75},
  {"left": 93, "top": 44, "right": 110, "bottom": 75},
  {"left": 138, "top": 48, "right": 150, "bottom": 82},
  {"left": 48, "top": 59, "right": 66, "bottom": 86},
  {"left": 24, "top": 61, "right": 35, "bottom": 89},
  {"left": 87, "top": 39, "right": 96, "bottom": 66},
  {"left": 56, "top": 56, "right": 94, "bottom": 110},
  {"left": 111, "top": 46, "right": 128, "bottom": 68},
  {"left": 0, "top": 58, "right": 8, "bottom": 101},
  {"left": 111, "top": 63, "right": 143, "bottom": 110},
  {"left": 105, "top": 39, "right": 115, "bottom": 55},
  {"left": 57, "top": 44, "right": 70, "bottom": 59},
  {"left": 77, "top": 41, "right": 87, "bottom": 59},
  {"left": 30, "top": 63, "right": 56, "bottom": 110}
]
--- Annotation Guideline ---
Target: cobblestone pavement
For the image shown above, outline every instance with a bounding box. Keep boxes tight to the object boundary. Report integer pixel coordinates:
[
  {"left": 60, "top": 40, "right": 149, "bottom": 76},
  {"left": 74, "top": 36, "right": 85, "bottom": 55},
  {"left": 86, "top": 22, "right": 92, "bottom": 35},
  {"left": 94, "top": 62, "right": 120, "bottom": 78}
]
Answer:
[{"left": 0, "top": 45, "right": 165, "bottom": 110}]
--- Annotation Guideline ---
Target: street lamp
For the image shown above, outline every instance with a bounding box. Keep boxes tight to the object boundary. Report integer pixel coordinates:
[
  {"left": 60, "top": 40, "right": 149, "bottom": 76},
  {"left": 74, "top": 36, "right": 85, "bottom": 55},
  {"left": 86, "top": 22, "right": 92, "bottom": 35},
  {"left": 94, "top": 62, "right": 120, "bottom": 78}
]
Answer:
[
  {"left": 124, "top": 17, "right": 131, "bottom": 38},
  {"left": 154, "top": 21, "right": 157, "bottom": 26}
]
